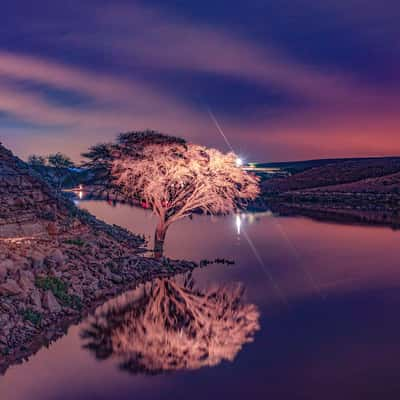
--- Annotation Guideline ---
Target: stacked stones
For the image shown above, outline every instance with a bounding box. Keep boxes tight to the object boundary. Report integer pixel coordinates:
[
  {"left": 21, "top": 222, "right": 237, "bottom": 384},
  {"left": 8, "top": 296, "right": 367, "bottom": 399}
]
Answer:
[{"left": 0, "top": 143, "right": 71, "bottom": 238}]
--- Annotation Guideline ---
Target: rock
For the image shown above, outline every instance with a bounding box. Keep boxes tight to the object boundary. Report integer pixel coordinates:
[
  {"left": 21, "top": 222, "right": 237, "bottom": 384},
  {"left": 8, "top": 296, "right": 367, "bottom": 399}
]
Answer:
[
  {"left": 46, "top": 222, "right": 58, "bottom": 236},
  {"left": 30, "top": 251, "right": 45, "bottom": 268},
  {"left": 21, "top": 222, "right": 46, "bottom": 236},
  {"left": 47, "top": 249, "right": 65, "bottom": 265},
  {"left": 0, "top": 279, "right": 22, "bottom": 296},
  {"left": 19, "top": 270, "right": 35, "bottom": 292},
  {"left": 30, "top": 289, "right": 43, "bottom": 311},
  {"left": 0, "top": 259, "right": 14, "bottom": 273},
  {"left": 110, "top": 273, "right": 123, "bottom": 284},
  {"left": 71, "top": 284, "right": 83, "bottom": 298},
  {"left": 43, "top": 291, "right": 61, "bottom": 313},
  {"left": 0, "top": 265, "right": 7, "bottom": 281}
]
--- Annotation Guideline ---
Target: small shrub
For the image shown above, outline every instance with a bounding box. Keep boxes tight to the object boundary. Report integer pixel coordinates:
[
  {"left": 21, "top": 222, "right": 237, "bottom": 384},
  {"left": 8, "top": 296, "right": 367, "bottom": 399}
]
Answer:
[
  {"left": 64, "top": 238, "right": 86, "bottom": 247},
  {"left": 22, "top": 309, "right": 42, "bottom": 326},
  {"left": 35, "top": 276, "right": 82, "bottom": 311},
  {"left": 1, "top": 347, "right": 10, "bottom": 356}
]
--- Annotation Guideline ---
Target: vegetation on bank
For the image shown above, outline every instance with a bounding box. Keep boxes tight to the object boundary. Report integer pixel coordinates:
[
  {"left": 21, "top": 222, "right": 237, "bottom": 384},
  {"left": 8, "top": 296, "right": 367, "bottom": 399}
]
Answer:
[{"left": 28, "top": 152, "right": 90, "bottom": 189}]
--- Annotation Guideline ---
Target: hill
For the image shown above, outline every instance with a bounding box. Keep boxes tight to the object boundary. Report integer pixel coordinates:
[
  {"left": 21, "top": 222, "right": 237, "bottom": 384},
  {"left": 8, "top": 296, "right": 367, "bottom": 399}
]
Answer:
[
  {"left": 309, "top": 171, "right": 400, "bottom": 194},
  {"left": 256, "top": 156, "right": 400, "bottom": 175},
  {"left": 262, "top": 157, "right": 400, "bottom": 193},
  {"left": 261, "top": 156, "right": 400, "bottom": 228}
]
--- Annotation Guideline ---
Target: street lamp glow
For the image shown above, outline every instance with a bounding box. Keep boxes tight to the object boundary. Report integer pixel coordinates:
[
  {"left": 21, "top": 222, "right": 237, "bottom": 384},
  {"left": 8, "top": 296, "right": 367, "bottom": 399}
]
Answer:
[{"left": 235, "top": 157, "right": 243, "bottom": 167}]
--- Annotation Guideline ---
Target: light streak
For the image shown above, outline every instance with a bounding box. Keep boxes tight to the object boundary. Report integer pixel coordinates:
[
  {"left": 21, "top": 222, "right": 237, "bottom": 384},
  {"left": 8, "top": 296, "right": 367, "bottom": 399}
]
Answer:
[
  {"left": 271, "top": 218, "right": 324, "bottom": 300},
  {"left": 242, "top": 226, "right": 289, "bottom": 305},
  {"left": 207, "top": 107, "right": 235, "bottom": 153}
]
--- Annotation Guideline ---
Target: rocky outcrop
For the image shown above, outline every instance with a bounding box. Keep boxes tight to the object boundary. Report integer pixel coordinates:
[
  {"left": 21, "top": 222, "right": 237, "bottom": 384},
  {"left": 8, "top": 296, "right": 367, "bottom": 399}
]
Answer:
[{"left": 0, "top": 143, "right": 71, "bottom": 238}]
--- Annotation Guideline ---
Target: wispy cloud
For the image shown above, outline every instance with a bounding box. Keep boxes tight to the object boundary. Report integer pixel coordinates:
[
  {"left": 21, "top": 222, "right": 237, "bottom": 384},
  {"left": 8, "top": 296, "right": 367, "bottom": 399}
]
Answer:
[{"left": 1, "top": 0, "right": 400, "bottom": 161}]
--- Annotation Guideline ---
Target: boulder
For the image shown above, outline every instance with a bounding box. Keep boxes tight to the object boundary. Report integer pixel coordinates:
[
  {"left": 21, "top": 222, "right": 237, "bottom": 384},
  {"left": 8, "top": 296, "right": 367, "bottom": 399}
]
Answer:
[
  {"left": 0, "top": 279, "right": 22, "bottom": 296},
  {"left": 47, "top": 249, "right": 65, "bottom": 265},
  {"left": 0, "top": 259, "right": 14, "bottom": 273},
  {"left": 30, "top": 251, "right": 45, "bottom": 268},
  {"left": 46, "top": 222, "right": 58, "bottom": 236},
  {"left": 30, "top": 289, "right": 43, "bottom": 311},
  {"left": 43, "top": 291, "right": 62, "bottom": 313},
  {"left": 19, "top": 270, "right": 35, "bottom": 292}
]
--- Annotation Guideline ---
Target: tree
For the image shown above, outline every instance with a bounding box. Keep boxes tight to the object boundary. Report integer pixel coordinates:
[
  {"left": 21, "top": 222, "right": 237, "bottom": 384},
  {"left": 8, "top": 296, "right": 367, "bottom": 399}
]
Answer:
[
  {"left": 27, "top": 154, "right": 47, "bottom": 167},
  {"left": 81, "top": 276, "right": 260, "bottom": 374},
  {"left": 47, "top": 152, "right": 75, "bottom": 169},
  {"left": 47, "top": 152, "right": 75, "bottom": 190},
  {"left": 83, "top": 130, "right": 260, "bottom": 256}
]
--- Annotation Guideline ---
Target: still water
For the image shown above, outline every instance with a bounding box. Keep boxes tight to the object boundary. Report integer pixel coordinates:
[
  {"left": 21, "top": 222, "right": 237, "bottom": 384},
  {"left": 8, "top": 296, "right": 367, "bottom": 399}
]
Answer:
[{"left": 1, "top": 201, "right": 400, "bottom": 399}]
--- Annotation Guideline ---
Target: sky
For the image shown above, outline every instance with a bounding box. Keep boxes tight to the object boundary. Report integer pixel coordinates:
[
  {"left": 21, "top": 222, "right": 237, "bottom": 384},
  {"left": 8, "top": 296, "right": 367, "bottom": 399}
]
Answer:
[{"left": 1, "top": 0, "right": 400, "bottom": 162}]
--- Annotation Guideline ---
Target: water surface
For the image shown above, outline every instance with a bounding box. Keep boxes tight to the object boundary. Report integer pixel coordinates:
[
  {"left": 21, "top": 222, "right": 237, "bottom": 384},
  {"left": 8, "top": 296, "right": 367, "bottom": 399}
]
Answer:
[{"left": 1, "top": 201, "right": 400, "bottom": 399}]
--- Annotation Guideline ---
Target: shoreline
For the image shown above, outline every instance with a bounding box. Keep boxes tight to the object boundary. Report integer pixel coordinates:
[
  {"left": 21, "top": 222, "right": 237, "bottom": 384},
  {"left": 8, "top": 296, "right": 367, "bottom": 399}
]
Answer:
[
  {"left": 0, "top": 260, "right": 196, "bottom": 376},
  {"left": 267, "top": 198, "right": 400, "bottom": 229},
  {"left": 0, "top": 228, "right": 196, "bottom": 376}
]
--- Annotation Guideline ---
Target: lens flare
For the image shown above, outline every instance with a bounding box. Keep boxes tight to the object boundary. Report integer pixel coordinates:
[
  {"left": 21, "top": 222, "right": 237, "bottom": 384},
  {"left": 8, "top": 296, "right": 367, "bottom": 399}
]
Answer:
[{"left": 235, "top": 157, "right": 243, "bottom": 167}]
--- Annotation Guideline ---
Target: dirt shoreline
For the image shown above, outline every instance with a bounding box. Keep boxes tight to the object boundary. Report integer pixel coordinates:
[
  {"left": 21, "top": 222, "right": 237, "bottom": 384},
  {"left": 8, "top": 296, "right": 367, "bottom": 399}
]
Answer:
[{"left": 0, "top": 256, "right": 196, "bottom": 376}]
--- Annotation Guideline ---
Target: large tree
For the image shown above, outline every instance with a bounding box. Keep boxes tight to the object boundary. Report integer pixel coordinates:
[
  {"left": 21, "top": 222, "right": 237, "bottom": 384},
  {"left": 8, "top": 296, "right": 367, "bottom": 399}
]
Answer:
[{"left": 83, "top": 131, "right": 260, "bottom": 255}]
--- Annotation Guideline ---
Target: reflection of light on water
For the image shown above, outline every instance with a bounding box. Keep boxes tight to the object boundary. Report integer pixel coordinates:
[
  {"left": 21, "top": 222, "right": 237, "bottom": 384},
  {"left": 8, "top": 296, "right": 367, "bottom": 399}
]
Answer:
[
  {"left": 236, "top": 211, "right": 276, "bottom": 235},
  {"left": 236, "top": 214, "right": 242, "bottom": 235},
  {"left": 241, "top": 225, "right": 288, "bottom": 305},
  {"left": 78, "top": 185, "right": 84, "bottom": 200},
  {"left": 232, "top": 211, "right": 288, "bottom": 304}
]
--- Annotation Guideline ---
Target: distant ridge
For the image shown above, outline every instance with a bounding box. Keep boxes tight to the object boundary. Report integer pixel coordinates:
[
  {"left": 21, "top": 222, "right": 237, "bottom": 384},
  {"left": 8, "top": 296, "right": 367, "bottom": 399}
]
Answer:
[{"left": 255, "top": 156, "right": 400, "bottom": 174}]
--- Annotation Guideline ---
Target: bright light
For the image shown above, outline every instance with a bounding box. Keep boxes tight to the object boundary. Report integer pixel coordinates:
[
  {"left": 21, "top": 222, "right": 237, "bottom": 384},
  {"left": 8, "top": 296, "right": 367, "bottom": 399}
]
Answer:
[
  {"left": 78, "top": 184, "right": 84, "bottom": 199},
  {"left": 235, "top": 157, "right": 243, "bottom": 167},
  {"left": 236, "top": 214, "right": 242, "bottom": 235}
]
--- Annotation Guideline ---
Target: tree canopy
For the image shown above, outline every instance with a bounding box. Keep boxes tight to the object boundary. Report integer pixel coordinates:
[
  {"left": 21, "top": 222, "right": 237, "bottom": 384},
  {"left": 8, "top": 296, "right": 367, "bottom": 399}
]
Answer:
[
  {"left": 27, "top": 154, "right": 47, "bottom": 167},
  {"left": 83, "top": 130, "right": 260, "bottom": 253},
  {"left": 47, "top": 152, "right": 75, "bottom": 169}
]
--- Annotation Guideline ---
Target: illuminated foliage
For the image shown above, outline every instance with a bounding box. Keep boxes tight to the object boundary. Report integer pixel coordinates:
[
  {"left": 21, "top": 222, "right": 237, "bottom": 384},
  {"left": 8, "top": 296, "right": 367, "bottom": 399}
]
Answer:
[
  {"left": 82, "top": 276, "right": 260, "bottom": 373},
  {"left": 83, "top": 131, "right": 260, "bottom": 253}
]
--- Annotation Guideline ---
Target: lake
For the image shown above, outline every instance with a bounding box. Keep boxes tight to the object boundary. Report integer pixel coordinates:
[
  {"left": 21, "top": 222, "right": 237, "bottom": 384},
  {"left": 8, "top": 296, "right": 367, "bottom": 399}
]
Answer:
[{"left": 1, "top": 200, "right": 400, "bottom": 399}]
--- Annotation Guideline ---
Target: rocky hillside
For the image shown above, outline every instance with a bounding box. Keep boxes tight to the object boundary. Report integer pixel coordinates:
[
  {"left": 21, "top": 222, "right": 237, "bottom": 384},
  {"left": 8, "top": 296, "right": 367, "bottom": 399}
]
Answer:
[
  {"left": 262, "top": 156, "right": 400, "bottom": 227},
  {"left": 309, "top": 171, "right": 400, "bottom": 194},
  {"left": 0, "top": 143, "right": 195, "bottom": 374},
  {"left": 0, "top": 143, "right": 73, "bottom": 238},
  {"left": 263, "top": 157, "right": 400, "bottom": 194}
]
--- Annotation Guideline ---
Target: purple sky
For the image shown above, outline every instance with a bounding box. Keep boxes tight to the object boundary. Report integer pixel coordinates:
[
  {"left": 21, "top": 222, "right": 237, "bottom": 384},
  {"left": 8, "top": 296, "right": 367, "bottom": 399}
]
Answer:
[{"left": 1, "top": 0, "right": 400, "bottom": 162}]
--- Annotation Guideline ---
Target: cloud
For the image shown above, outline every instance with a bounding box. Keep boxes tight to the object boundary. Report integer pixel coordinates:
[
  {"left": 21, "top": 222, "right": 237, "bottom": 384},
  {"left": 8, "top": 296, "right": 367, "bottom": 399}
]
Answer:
[
  {"left": 65, "top": 2, "right": 362, "bottom": 103},
  {"left": 1, "top": 0, "right": 400, "bottom": 161}
]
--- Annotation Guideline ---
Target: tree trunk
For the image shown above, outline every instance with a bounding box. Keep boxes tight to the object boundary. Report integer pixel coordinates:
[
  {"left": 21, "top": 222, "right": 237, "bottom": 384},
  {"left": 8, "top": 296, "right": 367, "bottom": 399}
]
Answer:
[{"left": 154, "top": 221, "right": 168, "bottom": 258}]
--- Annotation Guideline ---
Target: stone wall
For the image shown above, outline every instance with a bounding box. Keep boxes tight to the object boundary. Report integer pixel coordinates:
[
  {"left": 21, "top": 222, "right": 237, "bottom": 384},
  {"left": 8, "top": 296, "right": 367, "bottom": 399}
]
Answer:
[{"left": 0, "top": 143, "right": 68, "bottom": 238}]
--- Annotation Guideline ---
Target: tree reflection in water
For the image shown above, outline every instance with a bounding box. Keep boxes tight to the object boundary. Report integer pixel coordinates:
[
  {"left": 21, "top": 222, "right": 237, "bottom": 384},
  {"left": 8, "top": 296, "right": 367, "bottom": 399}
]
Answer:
[{"left": 81, "top": 274, "right": 260, "bottom": 374}]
